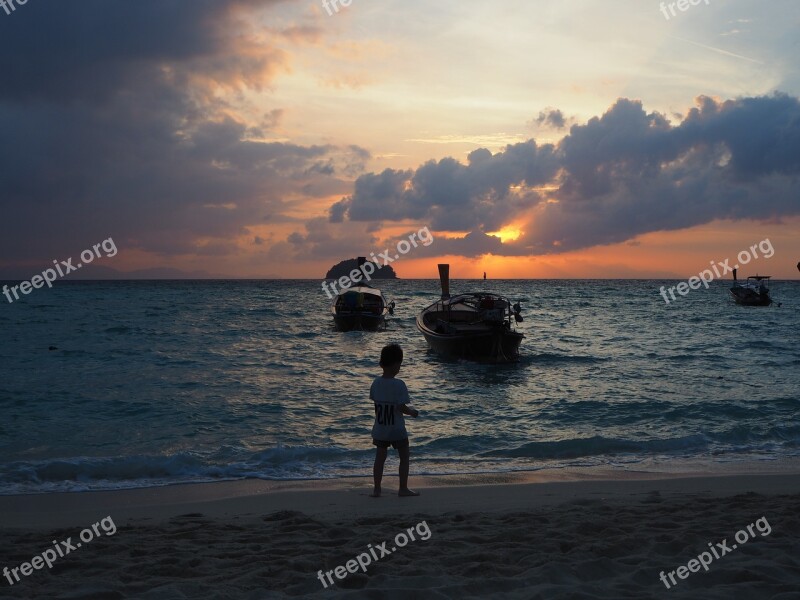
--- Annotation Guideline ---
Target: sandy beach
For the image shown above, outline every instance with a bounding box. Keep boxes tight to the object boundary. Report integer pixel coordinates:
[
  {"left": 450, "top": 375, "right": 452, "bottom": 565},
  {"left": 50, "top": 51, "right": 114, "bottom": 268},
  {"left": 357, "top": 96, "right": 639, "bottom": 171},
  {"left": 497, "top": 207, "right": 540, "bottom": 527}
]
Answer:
[{"left": 1, "top": 470, "right": 799, "bottom": 599}]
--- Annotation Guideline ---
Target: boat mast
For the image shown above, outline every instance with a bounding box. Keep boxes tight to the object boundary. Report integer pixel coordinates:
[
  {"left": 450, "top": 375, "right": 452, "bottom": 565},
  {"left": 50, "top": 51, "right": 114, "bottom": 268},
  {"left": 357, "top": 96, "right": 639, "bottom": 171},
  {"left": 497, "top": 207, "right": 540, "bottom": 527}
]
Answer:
[{"left": 438, "top": 264, "right": 450, "bottom": 300}]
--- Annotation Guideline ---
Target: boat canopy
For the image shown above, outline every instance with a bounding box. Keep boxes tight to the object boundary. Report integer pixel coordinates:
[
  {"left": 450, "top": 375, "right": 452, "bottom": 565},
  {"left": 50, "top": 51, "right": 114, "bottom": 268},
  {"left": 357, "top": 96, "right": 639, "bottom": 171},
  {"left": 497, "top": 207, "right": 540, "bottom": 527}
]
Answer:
[{"left": 436, "top": 293, "right": 509, "bottom": 308}]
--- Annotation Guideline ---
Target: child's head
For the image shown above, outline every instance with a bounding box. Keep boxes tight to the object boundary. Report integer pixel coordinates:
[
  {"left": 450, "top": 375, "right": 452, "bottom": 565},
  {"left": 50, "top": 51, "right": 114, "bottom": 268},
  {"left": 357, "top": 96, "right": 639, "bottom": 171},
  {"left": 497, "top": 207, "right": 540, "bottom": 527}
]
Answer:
[{"left": 379, "top": 343, "right": 403, "bottom": 375}]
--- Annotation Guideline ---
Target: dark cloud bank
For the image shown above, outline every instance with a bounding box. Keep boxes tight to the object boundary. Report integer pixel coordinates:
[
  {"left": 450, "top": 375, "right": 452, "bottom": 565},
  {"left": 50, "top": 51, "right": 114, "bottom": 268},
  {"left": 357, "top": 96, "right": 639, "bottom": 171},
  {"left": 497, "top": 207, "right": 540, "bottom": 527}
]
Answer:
[
  {"left": 1, "top": 1, "right": 798, "bottom": 268},
  {"left": 0, "top": 0, "right": 362, "bottom": 266},
  {"left": 329, "top": 95, "right": 800, "bottom": 257}
]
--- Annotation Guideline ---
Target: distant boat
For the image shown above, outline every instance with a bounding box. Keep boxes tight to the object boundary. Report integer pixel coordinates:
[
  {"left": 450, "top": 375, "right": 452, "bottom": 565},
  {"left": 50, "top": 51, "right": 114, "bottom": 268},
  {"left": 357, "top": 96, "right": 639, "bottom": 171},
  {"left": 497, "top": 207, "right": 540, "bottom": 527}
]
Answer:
[
  {"left": 331, "top": 257, "right": 394, "bottom": 331},
  {"left": 416, "top": 264, "right": 524, "bottom": 362},
  {"left": 729, "top": 268, "right": 773, "bottom": 306}
]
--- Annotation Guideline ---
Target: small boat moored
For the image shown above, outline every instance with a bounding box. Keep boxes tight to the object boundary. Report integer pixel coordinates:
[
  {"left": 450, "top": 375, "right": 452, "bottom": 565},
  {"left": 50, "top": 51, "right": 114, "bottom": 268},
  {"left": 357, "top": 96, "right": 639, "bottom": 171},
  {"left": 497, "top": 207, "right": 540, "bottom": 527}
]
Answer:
[
  {"left": 416, "top": 264, "right": 524, "bottom": 362},
  {"left": 729, "top": 268, "right": 774, "bottom": 306},
  {"left": 330, "top": 258, "right": 394, "bottom": 331}
]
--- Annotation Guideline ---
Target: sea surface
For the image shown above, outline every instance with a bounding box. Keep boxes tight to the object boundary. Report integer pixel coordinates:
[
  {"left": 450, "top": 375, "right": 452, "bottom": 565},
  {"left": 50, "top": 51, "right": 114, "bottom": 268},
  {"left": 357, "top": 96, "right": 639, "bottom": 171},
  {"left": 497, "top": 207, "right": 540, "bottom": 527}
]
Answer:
[{"left": 1, "top": 279, "right": 798, "bottom": 495}]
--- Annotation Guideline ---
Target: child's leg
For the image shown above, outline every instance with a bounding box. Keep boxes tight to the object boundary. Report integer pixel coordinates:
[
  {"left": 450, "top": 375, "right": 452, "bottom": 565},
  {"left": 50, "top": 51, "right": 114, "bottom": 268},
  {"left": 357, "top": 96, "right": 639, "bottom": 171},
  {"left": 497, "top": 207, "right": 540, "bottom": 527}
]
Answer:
[
  {"left": 397, "top": 445, "right": 419, "bottom": 496},
  {"left": 371, "top": 447, "right": 388, "bottom": 497}
]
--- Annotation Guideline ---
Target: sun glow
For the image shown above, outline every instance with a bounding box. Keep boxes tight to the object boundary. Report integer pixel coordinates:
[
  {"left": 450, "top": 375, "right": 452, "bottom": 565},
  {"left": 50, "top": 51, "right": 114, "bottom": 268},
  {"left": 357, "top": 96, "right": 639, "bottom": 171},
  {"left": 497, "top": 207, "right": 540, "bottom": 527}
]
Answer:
[{"left": 488, "top": 225, "right": 524, "bottom": 243}]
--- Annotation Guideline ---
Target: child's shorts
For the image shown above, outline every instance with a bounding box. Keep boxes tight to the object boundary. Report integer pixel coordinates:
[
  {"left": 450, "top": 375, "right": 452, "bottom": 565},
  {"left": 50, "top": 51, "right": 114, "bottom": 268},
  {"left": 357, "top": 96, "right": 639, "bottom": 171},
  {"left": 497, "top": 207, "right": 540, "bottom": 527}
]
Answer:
[{"left": 373, "top": 438, "right": 409, "bottom": 449}]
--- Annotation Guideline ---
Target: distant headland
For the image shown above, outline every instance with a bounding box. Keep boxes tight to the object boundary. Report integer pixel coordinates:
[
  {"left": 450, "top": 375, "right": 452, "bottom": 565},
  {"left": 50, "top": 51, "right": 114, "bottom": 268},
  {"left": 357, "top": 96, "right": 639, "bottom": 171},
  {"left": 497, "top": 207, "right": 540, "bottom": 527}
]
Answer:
[{"left": 325, "top": 258, "right": 397, "bottom": 280}]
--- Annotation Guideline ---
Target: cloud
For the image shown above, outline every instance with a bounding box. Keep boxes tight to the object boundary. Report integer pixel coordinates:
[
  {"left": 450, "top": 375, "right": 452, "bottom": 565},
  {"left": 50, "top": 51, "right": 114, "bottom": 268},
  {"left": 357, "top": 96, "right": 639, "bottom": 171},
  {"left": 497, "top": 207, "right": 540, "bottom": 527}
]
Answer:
[
  {"left": 3, "top": 2, "right": 799, "bottom": 268},
  {"left": 532, "top": 108, "right": 568, "bottom": 130},
  {"left": 334, "top": 141, "right": 560, "bottom": 233},
  {"left": 0, "top": 0, "right": 362, "bottom": 264},
  {"left": 257, "top": 109, "right": 285, "bottom": 132},
  {"left": 0, "top": 0, "right": 287, "bottom": 104},
  {"left": 328, "top": 93, "right": 800, "bottom": 257},
  {"left": 277, "top": 25, "right": 324, "bottom": 44},
  {"left": 273, "top": 218, "right": 381, "bottom": 262}
]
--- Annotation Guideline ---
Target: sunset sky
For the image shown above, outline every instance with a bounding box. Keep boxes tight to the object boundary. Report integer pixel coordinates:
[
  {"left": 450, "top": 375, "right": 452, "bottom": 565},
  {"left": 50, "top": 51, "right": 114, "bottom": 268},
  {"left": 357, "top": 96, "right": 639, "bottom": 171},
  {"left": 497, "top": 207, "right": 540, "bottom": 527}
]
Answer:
[{"left": 1, "top": 0, "right": 799, "bottom": 279}]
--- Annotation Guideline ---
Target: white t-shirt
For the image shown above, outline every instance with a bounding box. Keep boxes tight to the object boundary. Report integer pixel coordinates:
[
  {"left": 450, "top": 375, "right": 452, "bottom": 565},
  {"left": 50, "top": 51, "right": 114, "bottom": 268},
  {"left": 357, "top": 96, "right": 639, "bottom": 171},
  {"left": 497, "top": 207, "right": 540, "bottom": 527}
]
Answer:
[{"left": 370, "top": 377, "right": 410, "bottom": 441}]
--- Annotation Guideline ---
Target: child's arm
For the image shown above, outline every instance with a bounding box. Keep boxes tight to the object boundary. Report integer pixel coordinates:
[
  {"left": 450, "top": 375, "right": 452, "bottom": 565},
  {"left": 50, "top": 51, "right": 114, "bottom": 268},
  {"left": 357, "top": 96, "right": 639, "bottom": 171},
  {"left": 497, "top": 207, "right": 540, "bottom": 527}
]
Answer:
[{"left": 400, "top": 404, "right": 419, "bottom": 418}]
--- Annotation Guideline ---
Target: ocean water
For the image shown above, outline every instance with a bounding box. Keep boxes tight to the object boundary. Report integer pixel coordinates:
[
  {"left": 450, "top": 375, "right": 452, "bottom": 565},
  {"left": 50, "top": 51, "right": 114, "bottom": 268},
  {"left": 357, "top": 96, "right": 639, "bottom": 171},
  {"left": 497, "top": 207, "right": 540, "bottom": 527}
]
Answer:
[{"left": 0, "top": 279, "right": 798, "bottom": 495}]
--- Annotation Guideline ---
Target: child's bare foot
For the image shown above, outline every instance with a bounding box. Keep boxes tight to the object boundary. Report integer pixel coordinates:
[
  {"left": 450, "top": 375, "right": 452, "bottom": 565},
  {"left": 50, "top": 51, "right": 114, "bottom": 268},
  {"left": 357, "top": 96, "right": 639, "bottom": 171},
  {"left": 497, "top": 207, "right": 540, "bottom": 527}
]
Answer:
[
  {"left": 398, "top": 488, "right": 419, "bottom": 497},
  {"left": 370, "top": 487, "right": 381, "bottom": 497}
]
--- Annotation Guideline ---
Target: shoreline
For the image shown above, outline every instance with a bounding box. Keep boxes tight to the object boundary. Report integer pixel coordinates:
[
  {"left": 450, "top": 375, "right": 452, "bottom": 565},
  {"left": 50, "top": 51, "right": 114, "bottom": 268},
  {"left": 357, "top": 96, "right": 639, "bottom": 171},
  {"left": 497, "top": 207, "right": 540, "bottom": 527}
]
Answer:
[{"left": 2, "top": 466, "right": 800, "bottom": 530}]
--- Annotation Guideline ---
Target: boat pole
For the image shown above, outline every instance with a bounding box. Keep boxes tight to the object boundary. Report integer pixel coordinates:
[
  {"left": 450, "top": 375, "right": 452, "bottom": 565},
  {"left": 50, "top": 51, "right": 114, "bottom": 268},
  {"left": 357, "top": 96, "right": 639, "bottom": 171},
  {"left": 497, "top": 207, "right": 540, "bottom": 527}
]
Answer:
[{"left": 438, "top": 264, "right": 450, "bottom": 300}]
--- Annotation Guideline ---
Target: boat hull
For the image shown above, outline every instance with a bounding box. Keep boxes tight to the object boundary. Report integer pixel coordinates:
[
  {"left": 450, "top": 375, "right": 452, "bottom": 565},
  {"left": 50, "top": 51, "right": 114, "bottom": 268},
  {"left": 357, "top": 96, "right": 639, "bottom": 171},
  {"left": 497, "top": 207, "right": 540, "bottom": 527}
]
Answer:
[
  {"left": 332, "top": 313, "right": 386, "bottom": 331},
  {"left": 730, "top": 288, "right": 772, "bottom": 306},
  {"left": 331, "top": 284, "right": 392, "bottom": 331},
  {"left": 417, "top": 322, "right": 523, "bottom": 362}
]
